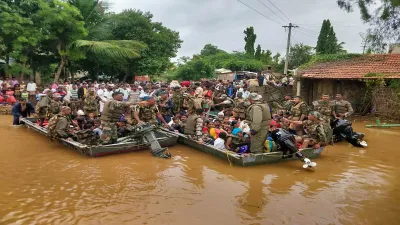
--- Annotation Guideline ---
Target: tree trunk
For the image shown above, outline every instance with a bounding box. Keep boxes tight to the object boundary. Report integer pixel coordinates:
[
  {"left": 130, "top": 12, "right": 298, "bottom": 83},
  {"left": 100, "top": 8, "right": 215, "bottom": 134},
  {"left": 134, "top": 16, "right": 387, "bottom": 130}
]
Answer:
[
  {"left": 35, "top": 71, "right": 41, "bottom": 85},
  {"left": 31, "top": 67, "right": 35, "bottom": 82},
  {"left": 19, "top": 61, "right": 26, "bottom": 81},
  {"left": 5, "top": 56, "right": 10, "bottom": 78},
  {"left": 54, "top": 57, "right": 66, "bottom": 83}
]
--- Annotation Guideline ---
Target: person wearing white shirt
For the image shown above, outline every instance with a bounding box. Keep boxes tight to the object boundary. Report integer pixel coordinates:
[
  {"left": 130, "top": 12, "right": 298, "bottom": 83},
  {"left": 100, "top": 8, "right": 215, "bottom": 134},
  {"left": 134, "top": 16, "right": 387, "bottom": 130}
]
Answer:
[
  {"left": 242, "top": 88, "right": 250, "bottom": 99},
  {"left": 97, "top": 85, "right": 106, "bottom": 113},
  {"left": 214, "top": 132, "right": 227, "bottom": 150},
  {"left": 26, "top": 80, "right": 37, "bottom": 104}
]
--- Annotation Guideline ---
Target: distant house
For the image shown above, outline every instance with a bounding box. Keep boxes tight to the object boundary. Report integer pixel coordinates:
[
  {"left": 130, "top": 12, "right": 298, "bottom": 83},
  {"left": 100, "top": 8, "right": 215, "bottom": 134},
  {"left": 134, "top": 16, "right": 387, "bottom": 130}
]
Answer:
[
  {"left": 298, "top": 54, "right": 400, "bottom": 116},
  {"left": 215, "top": 68, "right": 235, "bottom": 81}
]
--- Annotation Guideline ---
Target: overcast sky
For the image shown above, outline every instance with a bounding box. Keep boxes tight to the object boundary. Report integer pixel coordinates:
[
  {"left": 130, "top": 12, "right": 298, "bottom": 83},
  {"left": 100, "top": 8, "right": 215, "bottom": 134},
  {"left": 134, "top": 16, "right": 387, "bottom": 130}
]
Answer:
[{"left": 112, "top": 0, "right": 370, "bottom": 58}]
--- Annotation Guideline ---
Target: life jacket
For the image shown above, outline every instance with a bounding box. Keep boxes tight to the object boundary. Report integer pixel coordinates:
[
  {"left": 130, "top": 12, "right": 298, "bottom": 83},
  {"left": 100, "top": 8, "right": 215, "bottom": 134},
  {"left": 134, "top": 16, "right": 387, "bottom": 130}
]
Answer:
[
  {"left": 138, "top": 105, "right": 158, "bottom": 121},
  {"left": 246, "top": 102, "right": 271, "bottom": 122},
  {"left": 290, "top": 101, "right": 306, "bottom": 117},
  {"left": 47, "top": 114, "right": 63, "bottom": 139}
]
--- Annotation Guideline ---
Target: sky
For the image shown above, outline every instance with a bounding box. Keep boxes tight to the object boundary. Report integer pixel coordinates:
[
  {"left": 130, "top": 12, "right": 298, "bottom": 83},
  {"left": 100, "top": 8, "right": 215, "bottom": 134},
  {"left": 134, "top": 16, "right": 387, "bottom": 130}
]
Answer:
[{"left": 112, "top": 0, "right": 370, "bottom": 59}]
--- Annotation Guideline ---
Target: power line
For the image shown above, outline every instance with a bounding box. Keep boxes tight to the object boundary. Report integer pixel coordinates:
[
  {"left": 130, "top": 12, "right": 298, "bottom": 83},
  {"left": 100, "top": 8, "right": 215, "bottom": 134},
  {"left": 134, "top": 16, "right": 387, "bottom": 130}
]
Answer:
[
  {"left": 265, "top": 0, "right": 292, "bottom": 22},
  {"left": 256, "top": 0, "right": 287, "bottom": 23},
  {"left": 298, "top": 27, "right": 319, "bottom": 34},
  {"left": 296, "top": 30, "right": 317, "bottom": 38},
  {"left": 236, "top": 0, "right": 283, "bottom": 25}
]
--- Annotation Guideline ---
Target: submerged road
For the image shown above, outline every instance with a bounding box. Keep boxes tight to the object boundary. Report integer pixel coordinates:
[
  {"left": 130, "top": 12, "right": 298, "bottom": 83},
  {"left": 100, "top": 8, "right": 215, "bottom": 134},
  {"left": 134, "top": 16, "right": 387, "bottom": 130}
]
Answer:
[{"left": 0, "top": 115, "right": 399, "bottom": 225}]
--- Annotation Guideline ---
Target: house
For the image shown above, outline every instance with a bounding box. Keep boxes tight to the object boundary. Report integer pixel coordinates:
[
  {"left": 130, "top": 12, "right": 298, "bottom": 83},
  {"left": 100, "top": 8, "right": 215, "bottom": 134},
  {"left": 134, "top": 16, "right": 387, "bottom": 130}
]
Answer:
[
  {"left": 215, "top": 68, "right": 235, "bottom": 81},
  {"left": 298, "top": 54, "right": 400, "bottom": 116}
]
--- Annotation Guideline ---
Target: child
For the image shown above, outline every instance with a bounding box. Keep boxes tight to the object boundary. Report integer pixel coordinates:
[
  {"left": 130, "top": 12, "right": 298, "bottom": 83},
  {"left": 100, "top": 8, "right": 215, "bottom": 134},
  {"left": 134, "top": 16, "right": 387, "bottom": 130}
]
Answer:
[
  {"left": 214, "top": 131, "right": 227, "bottom": 150},
  {"left": 93, "top": 119, "right": 103, "bottom": 136},
  {"left": 21, "top": 89, "right": 29, "bottom": 101}
]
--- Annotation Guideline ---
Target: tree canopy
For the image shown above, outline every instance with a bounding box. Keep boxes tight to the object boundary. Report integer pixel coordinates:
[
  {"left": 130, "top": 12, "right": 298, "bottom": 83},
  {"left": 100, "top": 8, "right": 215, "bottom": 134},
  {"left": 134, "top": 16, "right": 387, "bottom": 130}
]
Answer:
[
  {"left": 316, "top": 19, "right": 346, "bottom": 54},
  {"left": 244, "top": 27, "right": 257, "bottom": 57}
]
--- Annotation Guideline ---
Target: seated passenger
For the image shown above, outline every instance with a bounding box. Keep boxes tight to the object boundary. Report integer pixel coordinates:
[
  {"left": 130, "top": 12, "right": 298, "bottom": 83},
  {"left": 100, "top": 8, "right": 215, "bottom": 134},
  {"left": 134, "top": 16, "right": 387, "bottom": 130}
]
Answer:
[
  {"left": 331, "top": 119, "right": 367, "bottom": 147},
  {"left": 226, "top": 130, "right": 250, "bottom": 153},
  {"left": 214, "top": 131, "right": 227, "bottom": 150}
]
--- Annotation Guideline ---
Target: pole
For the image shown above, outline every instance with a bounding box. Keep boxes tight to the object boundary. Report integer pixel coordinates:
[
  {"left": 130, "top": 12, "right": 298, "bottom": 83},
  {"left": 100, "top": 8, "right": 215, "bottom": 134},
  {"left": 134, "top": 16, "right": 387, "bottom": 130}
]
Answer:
[{"left": 283, "top": 23, "right": 298, "bottom": 75}]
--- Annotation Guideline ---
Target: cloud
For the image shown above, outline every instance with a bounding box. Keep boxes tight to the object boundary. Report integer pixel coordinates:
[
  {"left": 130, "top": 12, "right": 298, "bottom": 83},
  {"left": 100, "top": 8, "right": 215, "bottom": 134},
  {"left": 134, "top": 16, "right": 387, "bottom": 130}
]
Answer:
[{"left": 112, "top": 0, "right": 370, "bottom": 58}]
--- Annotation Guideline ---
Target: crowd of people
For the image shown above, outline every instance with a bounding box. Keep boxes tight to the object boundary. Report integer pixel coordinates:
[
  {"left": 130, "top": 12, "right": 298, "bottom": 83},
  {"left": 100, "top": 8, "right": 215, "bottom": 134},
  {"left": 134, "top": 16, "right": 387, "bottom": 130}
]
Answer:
[{"left": 2, "top": 74, "right": 365, "bottom": 161}]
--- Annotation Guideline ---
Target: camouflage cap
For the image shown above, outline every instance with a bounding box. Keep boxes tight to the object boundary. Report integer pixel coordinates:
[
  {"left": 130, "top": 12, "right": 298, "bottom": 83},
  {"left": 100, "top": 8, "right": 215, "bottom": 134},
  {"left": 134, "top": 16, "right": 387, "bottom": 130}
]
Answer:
[
  {"left": 249, "top": 92, "right": 261, "bottom": 101},
  {"left": 309, "top": 111, "right": 324, "bottom": 121}
]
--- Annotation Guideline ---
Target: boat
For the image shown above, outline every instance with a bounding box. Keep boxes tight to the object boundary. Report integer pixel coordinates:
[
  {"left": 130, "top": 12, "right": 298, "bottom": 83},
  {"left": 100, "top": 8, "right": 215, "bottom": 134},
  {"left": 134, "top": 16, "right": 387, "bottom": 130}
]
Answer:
[
  {"left": 20, "top": 118, "right": 179, "bottom": 157},
  {"left": 163, "top": 129, "right": 325, "bottom": 167}
]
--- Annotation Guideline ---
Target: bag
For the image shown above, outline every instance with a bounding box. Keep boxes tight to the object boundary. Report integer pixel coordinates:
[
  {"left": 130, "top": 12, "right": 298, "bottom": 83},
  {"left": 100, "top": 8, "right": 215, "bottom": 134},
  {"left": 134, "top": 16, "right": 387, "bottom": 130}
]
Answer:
[{"left": 264, "top": 138, "right": 278, "bottom": 152}]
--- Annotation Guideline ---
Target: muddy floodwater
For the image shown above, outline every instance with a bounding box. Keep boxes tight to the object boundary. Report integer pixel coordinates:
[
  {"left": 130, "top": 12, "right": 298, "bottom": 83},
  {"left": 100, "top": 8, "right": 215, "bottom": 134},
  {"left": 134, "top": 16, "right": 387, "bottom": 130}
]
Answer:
[{"left": 0, "top": 116, "right": 399, "bottom": 225}]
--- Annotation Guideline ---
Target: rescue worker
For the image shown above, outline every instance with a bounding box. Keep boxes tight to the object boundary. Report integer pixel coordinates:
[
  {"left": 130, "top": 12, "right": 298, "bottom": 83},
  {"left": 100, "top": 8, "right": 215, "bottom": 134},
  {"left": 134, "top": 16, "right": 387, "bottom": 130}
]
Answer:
[
  {"left": 47, "top": 93, "right": 63, "bottom": 121},
  {"left": 83, "top": 87, "right": 102, "bottom": 117},
  {"left": 184, "top": 108, "right": 204, "bottom": 141},
  {"left": 312, "top": 94, "right": 334, "bottom": 124},
  {"left": 36, "top": 89, "right": 53, "bottom": 126},
  {"left": 100, "top": 92, "right": 135, "bottom": 144},
  {"left": 248, "top": 74, "right": 259, "bottom": 92},
  {"left": 333, "top": 94, "right": 354, "bottom": 119},
  {"left": 215, "top": 94, "right": 234, "bottom": 109},
  {"left": 171, "top": 86, "right": 183, "bottom": 114},
  {"left": 183, "top": 93, "right": 197, "bottom": 115},
  {"left": 132, "top": 97, "right": 169, "bottom": 127},
  {"left": 285, "top": 111, "right": 330, "bottom": 149},
  {"left": 276, "top": 94, "right": 293, "bottom": 116},
  {"left": 246, "top": 93, "right": 271, "bottom": 153},
  {"left": 289, "top": 96, "right": 308, "bottom": 135},
  {"left": 157, "top": 91, "right": 173, "bottom": 123},
  {"left": 48, "top": 106, "right": 75, "bottom": 140},
  {"left": 233, "top": 92, "right": 247, "bottom": 119}
]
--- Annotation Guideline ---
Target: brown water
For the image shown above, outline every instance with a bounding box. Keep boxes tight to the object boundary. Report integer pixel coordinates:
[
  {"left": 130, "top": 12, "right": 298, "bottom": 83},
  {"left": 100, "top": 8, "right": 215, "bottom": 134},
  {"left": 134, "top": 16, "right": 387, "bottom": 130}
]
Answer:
[{"left": 0, "top": 116, "right": 399, "bottom": 225}]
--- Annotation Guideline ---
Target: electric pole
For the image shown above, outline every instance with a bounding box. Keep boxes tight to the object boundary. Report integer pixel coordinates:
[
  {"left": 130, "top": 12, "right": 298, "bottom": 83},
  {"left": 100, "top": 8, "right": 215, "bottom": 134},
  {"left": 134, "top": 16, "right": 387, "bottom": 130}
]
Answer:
[{"left": 283, "top": 23, "right": 298, "bottom": 75}]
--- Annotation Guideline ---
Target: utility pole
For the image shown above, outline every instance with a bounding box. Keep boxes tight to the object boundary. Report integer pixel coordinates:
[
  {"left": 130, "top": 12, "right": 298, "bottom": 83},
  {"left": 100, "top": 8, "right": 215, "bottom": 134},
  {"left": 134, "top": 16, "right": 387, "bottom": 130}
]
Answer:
[{"left": 283, "top": 23, "right": 298, "bottom": 75}]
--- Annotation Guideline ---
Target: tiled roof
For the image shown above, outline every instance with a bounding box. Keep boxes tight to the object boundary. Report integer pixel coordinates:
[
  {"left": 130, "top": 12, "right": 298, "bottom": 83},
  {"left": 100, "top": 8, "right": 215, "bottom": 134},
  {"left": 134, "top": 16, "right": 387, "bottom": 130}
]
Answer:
[{"left": 299, "top": 54, "right": 400, "bottom": 79}]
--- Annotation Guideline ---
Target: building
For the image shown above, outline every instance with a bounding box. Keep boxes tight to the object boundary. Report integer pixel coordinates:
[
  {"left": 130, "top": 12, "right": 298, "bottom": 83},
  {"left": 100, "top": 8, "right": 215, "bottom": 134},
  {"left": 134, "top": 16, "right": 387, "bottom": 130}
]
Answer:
[
  {"left": 298, "top": 54, "right": 400, "bottom": 116},
  {"left": 215, "top": 68, "right": 235, "bottom": 81}
]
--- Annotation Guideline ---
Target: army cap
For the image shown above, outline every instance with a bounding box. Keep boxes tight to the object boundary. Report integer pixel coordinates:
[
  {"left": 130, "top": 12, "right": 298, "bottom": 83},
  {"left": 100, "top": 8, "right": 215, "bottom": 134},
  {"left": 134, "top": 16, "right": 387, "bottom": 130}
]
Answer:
[
  {"left": 309, "top": 111, "right": 324, "bottom": 121},
  {"left": 249, "top": 92, "right": 261, "bottom": 101}
]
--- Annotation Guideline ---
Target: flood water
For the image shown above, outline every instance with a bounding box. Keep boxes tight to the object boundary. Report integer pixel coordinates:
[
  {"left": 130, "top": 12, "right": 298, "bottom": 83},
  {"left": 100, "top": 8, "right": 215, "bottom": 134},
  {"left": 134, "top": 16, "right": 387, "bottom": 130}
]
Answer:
[{"left": 0, "top": 116, "right": 399, "bottom": 225}]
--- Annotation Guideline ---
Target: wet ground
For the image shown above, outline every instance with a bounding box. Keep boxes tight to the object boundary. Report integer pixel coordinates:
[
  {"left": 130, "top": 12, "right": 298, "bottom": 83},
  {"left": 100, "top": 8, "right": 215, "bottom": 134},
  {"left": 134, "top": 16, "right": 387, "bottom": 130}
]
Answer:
[{"left": 0, "top": 115, "right": 399, "bottom": 225}]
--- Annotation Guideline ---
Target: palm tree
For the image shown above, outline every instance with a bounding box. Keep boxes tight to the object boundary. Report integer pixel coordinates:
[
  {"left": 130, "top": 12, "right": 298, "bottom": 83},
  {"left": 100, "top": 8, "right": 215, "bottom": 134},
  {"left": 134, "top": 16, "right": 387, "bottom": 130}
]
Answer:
[{"left": 53, "top": 0, "right": 146, "bottom": 82}]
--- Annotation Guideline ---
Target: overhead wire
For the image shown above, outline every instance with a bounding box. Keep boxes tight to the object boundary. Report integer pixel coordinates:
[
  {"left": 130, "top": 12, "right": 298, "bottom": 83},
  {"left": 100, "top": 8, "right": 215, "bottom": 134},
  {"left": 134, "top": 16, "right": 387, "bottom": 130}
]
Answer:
[
  {"left": 265, "top": 0, "right": 292, "bottom": 22},
  {"left": 256, "top": 0, "right": 287, "bottom": 23},
  {"left": 236, "top": 0, "right": 283, "bottom": 26}
]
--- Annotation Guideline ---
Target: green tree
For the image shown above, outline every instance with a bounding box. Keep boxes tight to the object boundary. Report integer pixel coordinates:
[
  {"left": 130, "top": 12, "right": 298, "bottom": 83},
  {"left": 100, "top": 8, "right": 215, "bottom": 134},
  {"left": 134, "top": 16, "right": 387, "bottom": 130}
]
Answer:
[
  {"left": 260, "top": 50, "right": 273, "bottom": 65},
  {"left": 337, "top": 0, "right": 400, "bottom": 52},
  {"left": 254, "top": 44, "right": 262, "bottom": 60},
  {"left": 288, "top": 43, "right": 314, "bottom": 68},
  {"left": 244, "top": 26, "right": 257, "bottom": 57},
  {"left": 200, "top": 44, "right": 225, "bottom": 56},
  {"left": 273, "top": 53, "right": 281, "bottom": 64},
  {"left": 315, "top": 19, "right": 345, "bottom": 54}
]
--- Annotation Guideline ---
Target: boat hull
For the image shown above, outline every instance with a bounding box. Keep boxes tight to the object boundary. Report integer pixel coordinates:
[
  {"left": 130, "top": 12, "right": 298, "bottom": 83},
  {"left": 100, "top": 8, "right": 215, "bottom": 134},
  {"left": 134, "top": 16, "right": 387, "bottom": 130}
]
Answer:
[
  {"left": 21, "top": 118, "right": 179, "bottom": 157},
  {"left": 164, "top": 129, "right": 324, "bottom": 167}
]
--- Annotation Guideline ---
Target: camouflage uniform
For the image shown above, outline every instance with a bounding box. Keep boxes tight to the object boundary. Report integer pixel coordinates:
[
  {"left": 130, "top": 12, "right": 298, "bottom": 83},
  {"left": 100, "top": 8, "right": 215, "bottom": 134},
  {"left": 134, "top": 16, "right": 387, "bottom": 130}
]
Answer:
[
  {"left": 47, "top": 100, "right": 62, "bottom": 120},
  {"left": 184, "top": 95, "right": 197, "bottom": 114},
  {"left": 280, "top": 100, "right": 294, "bottom": 115},
  {"left": 100, "top": 100, "right": 130, "bottom": 144},
  {"left": 313, "top": 100, "right": 334, "bottom": 123},
  {"left": 48, "top": 114, "right": 73, "bottom": 140},
  {"left": 302, "top": 120, "right": 328, "bottom": 145},
  {"left": 36, "top": 95, "right": 52, "bottom": 119},
  {"left": 131, "top": 103, "right": 159, "bottom": 125},
  {"left": 289, "top": 102, "right": 308, "bottom": 121},
  {"left": 157, "top": 97, "right": 172, "bottom": 123},
  {"left": 233, "top": 97, "right": 247, "bottom": 119},
  {"left": 333, "top": 100, "right": 354, "bottom": 118},
  {"left": 83, "top": 94, "right": 99, "bottom": 116},
  {"left": 184, "top": 114, "right": 203, "bottom": 140},
  {"left": 172, "top": 89, "right": 183, "bottom": 114}
]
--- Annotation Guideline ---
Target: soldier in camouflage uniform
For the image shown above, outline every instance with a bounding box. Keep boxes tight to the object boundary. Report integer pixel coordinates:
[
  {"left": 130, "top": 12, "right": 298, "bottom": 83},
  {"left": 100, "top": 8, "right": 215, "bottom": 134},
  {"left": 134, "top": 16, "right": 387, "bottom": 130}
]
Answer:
[
  {"left": 48, "top": 106, "right": 75, "bottom": 140},
  {"left": 47, "top": 93, "right": 63, "bottom": 120},
  {"left": 183, "top": 93, "right": 197, "bottom": 115},
  {"left": 332, "top": 94, "right": 354, "bottom": 119},
  {"left": 157, "top": 91, "right": 173, "bottom": 123},
  {"left": 233, "top": 92, "right": 247, "bottom": 119},
  {"left": 83, "top": 88, "right": 102, "bottom": 117},
  {"left": 131, "top": 97, "right": 168, "bottom": 127},
  {"left": 171, "top": 86, "right": 183, "bottom": 114},
  {"left": 36, "top": 89, "right": 53, "bottom": 126},
  {"left": 289, "top": 96, "right": 308, "bottom": 135},
  {"left": 285, "top": 111, "right": 329, "bottom": 149},
  {"left": 184, "top": 108, "right": 204, "bottom": 141},
  {"left": 100, "top": 92, "right": 135, "bottom": 144},
  {"left": 275, "top": 94, "right": 294, "bottom": 116},
  {"left": 312, "top": 94, "right": 334, "bottom": 124}
]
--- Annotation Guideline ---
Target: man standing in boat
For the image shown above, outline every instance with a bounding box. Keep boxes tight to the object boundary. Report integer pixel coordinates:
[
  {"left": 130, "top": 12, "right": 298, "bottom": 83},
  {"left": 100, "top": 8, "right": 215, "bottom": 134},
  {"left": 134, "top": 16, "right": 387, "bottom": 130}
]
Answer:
[
  {"left": 36, "top": 89, "right": 53, "bottom": 127},
  {"left": 184, "top": 108, "right": 204, "bottom": 141},
  {"left": 245, "top": 93, "right": 271, "bottom": 154},
  {"left": 100, "top": 92, "right": 135, "bottom": 145},
  {"left": 333, "top": 94, "right": 354, "bottom": 119}
]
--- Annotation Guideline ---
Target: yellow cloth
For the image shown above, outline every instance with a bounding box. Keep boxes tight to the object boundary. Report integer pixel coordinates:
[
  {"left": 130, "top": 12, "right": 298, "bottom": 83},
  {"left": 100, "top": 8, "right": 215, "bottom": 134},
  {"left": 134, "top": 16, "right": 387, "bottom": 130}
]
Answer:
[
  {"left": 209, "top": 128, "right": 217, "bottom": 139},
  {"left": 83, "top": 88, "right": 87, "bottom": 96}
]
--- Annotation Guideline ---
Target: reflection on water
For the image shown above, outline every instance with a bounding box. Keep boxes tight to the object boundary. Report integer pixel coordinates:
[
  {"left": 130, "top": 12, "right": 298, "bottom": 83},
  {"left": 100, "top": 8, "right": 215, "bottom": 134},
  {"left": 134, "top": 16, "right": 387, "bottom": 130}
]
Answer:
[{"left": 0, "top": 116, "right": 399, "bottom": 225}]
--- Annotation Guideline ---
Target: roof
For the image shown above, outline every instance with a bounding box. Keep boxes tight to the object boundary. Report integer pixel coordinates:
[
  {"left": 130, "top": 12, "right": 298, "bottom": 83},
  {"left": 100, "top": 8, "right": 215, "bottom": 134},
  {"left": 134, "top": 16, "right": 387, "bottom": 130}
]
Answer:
[
  {"left": 299, "top": 54, "right": 400, "bottom": 79},
  {"left": 215, "top": 68, "right": 233, "bottom": 74}
]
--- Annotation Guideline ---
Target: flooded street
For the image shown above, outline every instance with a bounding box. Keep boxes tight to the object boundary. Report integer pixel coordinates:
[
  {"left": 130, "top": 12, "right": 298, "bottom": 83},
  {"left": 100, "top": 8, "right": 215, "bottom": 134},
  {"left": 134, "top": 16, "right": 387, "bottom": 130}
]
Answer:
[{"left": 0, "top": 116, "right": 399, "bottom": 225}]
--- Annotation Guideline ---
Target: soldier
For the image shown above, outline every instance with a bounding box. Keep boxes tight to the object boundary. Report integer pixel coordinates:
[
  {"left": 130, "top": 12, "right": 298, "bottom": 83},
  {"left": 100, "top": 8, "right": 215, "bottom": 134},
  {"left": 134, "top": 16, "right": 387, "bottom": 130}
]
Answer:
[
  {"left": 183, "top": 93, "right": 197, "bottom": 115},
  {"left": 312, "top": 94, "right": 334, "bottom": 124},
  {"left": 333, "top": 94, "right": 354, "bottom": 119},
  {"left": 285, "top": 111, "right": 330, "bottom": 149},
  {"left": 184, "top": 108, "right": 204, "bottom": 141},
  {"left": 47, "top": 93, "right": 63, "bottom": 120},
  {"left": 47, "top": 106, "right": 75, "bottom": 140},
  {"left": 276, "top": 94, "right": 294, "bottom": 116},
  {"left": 83, "top": 87, "right": 102, "bottom": 117},
  {"left": 248, "top": 74, "right": 259, "bottom": 92},
  {"left": 233, "top": 92, "right": 247, "bottom": 120},
  {"left": 36, "top": 89, "right": 53, "bottom": 126},
  {"left": 132, "top": 97, "right": 169, "bottom": 127},
  {"left": 171, "top": 86, "right": 183, "bottom": 114},
  {"left": 289, "top": 96, "right": 308, "bottom": 135},
  {"left": 100, "top": 92, "right": 135, "bottom": 144},
  {"left": 157, "top": 91, "right": 173, "bottom": 123},
  {"left": 245, "top": 93, "right": 272, "bottom": 154}
]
